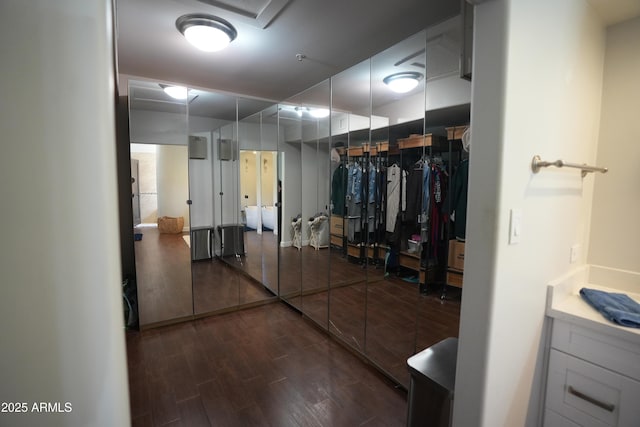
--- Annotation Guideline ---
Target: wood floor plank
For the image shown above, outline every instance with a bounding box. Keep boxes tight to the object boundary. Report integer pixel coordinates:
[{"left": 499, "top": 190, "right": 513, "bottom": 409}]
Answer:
[
  {"left": 127, "top": 302, "right": 409, "bottom": 426},
  {"left": 176, "top": 396, "right": 210, "bottom": 427}
]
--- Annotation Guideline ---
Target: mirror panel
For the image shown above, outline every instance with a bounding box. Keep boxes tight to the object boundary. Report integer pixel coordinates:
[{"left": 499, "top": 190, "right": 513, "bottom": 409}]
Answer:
[
  {"left": 188, "top": 89, "right": 241, "bottom": 313},
  {"left": 298, "top": 80, "right": 331, "bottom": 329},
  {"left": 259, "top": 104, "right": 280, "bottom": 296},
  {"left": 415, "top": 15, "right": 469, "bottom": 366},
  {"left": 206, "top": 96, "right": 277, "bottom": 307},
  {"left": 329, "top": 59, "right": 371, "bottom": 353},
  {"left": 126, "top": 18, "right": 468, "bottom": 392},
  {"left": 366, "top": 31, "right": 428, "bottom": 386},
  {"left": 277, "top": 100, "right": 303, "bottom": 308},
  {"left": 237, "top": 111, "right": 265, "bottom": 286},
  {"left": 128, "top": 79, "right": 192, "bottom": 327}
]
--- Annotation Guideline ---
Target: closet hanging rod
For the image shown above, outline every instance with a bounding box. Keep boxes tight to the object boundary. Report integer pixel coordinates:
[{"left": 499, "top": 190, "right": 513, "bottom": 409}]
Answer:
[{"left": 531, "top": 155, "right": 608, "bottom": 177}]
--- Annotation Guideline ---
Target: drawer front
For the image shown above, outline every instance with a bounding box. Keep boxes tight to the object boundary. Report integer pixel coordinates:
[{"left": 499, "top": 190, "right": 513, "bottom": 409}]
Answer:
[
  {"left": 544, "top": 409, "right": 581, "bottom": 427},
  {"left": 446, "top": 271, "right": 463, "bottom": 288},
  {"left": 330, "top": 234, "right": 343, "bottom": 247},
  {"left": 546, "top": 349, "right": 640, "bottom": 426},
  {"left": 551, "top": 320, "right": 640, "bottom": 381},
  {"left": 399, "top": 252, "right": 420, "bottom": 271},
  {"left": 330, "top": 215, "right": 345, "bottom": 236}
]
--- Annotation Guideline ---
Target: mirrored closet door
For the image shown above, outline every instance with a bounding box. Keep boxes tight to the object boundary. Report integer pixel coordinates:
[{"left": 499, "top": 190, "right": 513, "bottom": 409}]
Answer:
[
  {"left": 129, "top": 79, "right": 279, "bottom": 327},
  {"left": 364, "top": 30, "right": 427, "bottom": 384},
  {"left": 277, "top": 99, "right": 303, "bottom": 309},
  {"left": 298, "top": 80, "right": 331, "bottom": 330},
  {"left": 128, "top": 79, "right": 192, "bottom": 328},
  {"left": 328, "top": 59, "right": 372, "bottom": 354},
  {"left": 195, "top": 94, "right": 277, "bottom": 310}
]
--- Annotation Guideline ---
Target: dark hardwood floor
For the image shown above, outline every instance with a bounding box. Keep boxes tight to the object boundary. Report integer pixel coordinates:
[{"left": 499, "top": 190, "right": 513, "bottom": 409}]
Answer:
[
  {"left": 210, "top": 231, "right": 461, "bottom": 389},
  {"left": 134, "top": 226, "right": 193, "bottom": 326},
  {"left": 135, "top": 226, "right": 276, "bottom": 327},
  {"left": 192, "top": 258, "right": 275, "bottom": 315},
  {"left": 131, "top": 228, "right": 460, "bottom": 423},
  {"left": 127, "top": 303, "right": 408, "bottom": 426}
]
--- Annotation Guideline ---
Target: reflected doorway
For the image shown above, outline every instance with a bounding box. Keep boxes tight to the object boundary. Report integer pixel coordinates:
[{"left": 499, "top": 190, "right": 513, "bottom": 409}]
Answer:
[
  {"left": 131, "top": 143, "right": 192, "bottom": 327},
  {"left": 238, "top": 150, "right": 278, "bottom": 288}
]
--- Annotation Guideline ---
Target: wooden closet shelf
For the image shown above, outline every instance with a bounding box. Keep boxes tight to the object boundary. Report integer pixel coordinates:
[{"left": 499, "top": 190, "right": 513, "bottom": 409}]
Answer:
[
  {"left": 398, "top": 133, "right": 447, "bottom": 149},
  {"left": 445, "top": 125, "right": 469, "bottom": 141},
  {"left": 399, "top": 250, "right": 421, "bottom": 271}
]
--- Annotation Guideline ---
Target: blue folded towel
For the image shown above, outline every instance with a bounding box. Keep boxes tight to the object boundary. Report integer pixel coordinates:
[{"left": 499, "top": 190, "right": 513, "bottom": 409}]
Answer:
[{"left": 580, "top": 288, "right": 640, "bottom": 328}]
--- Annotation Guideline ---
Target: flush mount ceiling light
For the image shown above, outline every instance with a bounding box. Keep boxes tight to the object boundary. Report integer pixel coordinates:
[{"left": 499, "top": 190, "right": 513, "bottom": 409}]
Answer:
[
  {"left": 383, "top": 72, "right": 424, "bottom": 94},
  {"left": 159, "top": 84, "right": 188, "bottom": 100},
  {"left": 309, "top": 108, "right": 330, "bottom": 118},
  {"left": 294, "top": 107, "right": 330, "bottom": 119},
  {"left": 176, "top": 13, "right": 237, "bottom": 52}
]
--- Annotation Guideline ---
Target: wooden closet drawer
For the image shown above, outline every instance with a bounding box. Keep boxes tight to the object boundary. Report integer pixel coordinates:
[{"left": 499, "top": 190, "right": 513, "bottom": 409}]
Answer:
[
  {"left": 546, "top": 349, "right": 640, "bottom": 426},
  {"left": 330, "top": 215, "right": 346, "bottom": 236},
  {"left": 399, "top": 251, "right": 420, "bottom": 271},
  {"left": 330, "top": 234, "right": 343, "bottom": 247}
]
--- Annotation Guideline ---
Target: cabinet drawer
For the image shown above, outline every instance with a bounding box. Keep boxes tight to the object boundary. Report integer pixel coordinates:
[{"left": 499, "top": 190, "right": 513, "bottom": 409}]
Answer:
[
  {"left": 552, "top": 320, "right": 640, "bottom": 381},
  {"left": 330, "top": 234, "right": 343, "bottom": 247},
  {"left": 399, "top": 251, "right": 420, "bottom": 271},
  {"left": 330, "top": 215, "right": 347, "bottom": 236},
  {"left": 544, "top": 409, "right": 581, "bottom": 427},
  {"left": 546, "top": 349, "right": 640, "bottom": 426}
]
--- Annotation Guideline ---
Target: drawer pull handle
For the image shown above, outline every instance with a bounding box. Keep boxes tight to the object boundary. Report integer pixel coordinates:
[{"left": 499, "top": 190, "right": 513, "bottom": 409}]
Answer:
[{"left": 568, "top": 386, "right": 615, "bottom": 412}]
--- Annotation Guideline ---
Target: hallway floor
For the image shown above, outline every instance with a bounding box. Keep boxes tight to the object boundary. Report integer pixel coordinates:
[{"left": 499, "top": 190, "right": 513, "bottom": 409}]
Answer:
[{"left": 126, "top": 302, "right": 408, "bottom": 426}]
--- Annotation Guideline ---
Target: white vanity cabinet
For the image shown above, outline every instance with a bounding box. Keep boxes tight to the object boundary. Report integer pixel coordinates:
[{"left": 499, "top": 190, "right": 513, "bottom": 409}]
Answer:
[{"left": 544, "top": 319, "right": 640, "bottom": 426}]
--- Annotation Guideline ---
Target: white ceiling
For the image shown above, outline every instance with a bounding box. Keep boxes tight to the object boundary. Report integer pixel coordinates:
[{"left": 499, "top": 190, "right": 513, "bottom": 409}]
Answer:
[
  {"left": 587, "top": 0, "right": 640, "bottom": 26},
  {"left": 116, "top": 0, "right": 460, "bottom": 102},
  {"left": 118, "top": 0, "right": 640, "bottom": 119}
]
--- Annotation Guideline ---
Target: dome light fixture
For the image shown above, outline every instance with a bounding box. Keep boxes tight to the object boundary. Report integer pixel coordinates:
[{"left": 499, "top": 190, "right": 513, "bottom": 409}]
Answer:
[
  {"left": 383, "top": 71, "right": 423, "bottom": 94},
  {"left": 176, "top": 13, "right": 237, "bottom": 52},
  {"left": 160, "top": 84, "right": 188, "bottom": 100},
  {"left": 309, "top": 108, "right": 330, "bottom": 118}
]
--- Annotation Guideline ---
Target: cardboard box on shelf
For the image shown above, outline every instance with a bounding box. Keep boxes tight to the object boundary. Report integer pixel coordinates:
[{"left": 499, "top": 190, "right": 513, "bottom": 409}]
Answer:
[
  {"left": 447, "top": 271, "right": 464, "bottom": 288},
  {"left": 330, "top": 215, "right": 346, "bottom": 236},
  {"left": 448, "top": 240, "right": 465, "bottom": 271}
]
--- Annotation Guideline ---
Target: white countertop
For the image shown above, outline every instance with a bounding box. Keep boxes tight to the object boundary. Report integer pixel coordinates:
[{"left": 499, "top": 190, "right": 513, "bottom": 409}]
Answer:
[{"left": 547, "top": 280, "right": 640, "bottom": 344}]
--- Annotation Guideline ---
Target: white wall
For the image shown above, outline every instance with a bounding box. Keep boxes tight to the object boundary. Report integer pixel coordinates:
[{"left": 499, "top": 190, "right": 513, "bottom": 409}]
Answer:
[
  {"left": 0, "top": 1, "right": 130, "bottom": 426},
  {"left": 261, "top": 152, "right": 277, "bottom": 207},
  {"left": 238, "top": 121, "right": 262, "bottom": 151},
  {"left": 281, "top": 141, "right": 303, "bottom": 246},
  {"left": 189, "top": 131, "right": 214, "bottom": 228},
  {"left": 588, "top": 16, "right": 640, "bottom": 280},
  {"left": 302, "top": 142, "right": 320, "bottom": 239},
  {"left": 129, "top": 109, "right": 187, "bottom": 145},
  {"left": 454, "top": 0, "right": 605, "bottom": 426},
  {"left": 157, "top": 145, "right": 190, "bottom": 228},
  {"left": 240, "top": 151, "right": 258, "bottom": 207},
  {"left": 213, "top": 123, "right": 240, "bottom": 228}
]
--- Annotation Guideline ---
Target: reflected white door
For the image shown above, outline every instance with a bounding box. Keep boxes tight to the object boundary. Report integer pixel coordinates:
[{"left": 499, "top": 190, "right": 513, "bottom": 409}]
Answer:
[{"left": 131, "top": 159, "right": 141, "bottom": 226}]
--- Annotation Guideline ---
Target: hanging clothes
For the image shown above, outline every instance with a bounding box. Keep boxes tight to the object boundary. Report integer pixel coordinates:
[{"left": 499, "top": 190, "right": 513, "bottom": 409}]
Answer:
[
  {"left": 428, "top": 164, "right": 448, "bottom": 258},
  {"left": 447, "top": 159, "right": 469, "bottom": 240},
  {"left": 405, "top": 164, "right": 423, "bottom": 227},
  {"left": 331, "top": 163, "right": 347, "bottom": 215},
  {"left": 375, "top": 164, "right": 387, "bottom": 242},
  {"left": 346, "top": 162, "right": 363, "bottom": 204},
  {"left": 368, "top": 162, "right": 377, "bottom": 204},
  {"left": 386, "top": 164, "right": 406, "bottom": 233},
  {"left": 420, "top": 161, "right": 431, "bottom": 240}
]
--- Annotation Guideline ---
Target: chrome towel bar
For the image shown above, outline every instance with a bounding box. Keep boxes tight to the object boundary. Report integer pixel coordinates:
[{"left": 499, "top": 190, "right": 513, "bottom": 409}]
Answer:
[{"left": 531, "top": 155, "right": 608, "bottom": 177}]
